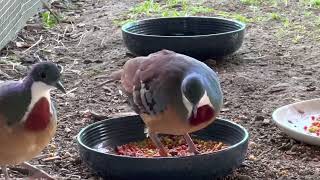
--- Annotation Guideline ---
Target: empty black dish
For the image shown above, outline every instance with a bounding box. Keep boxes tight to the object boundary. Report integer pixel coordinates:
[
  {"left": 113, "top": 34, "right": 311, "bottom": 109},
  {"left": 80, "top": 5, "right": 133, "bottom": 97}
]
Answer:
[
  {"left": 122, "top": 16, "right": 245, "bottom": 60},
  {"left": 77, "top": 115, "right": 249, "bottom": 180}
]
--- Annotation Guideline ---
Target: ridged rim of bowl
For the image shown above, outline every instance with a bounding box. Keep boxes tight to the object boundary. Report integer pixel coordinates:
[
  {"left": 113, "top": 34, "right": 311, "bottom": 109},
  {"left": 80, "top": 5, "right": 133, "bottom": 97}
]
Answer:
[
  {"left": 121, "top": 16, "right": 246, "bottom": 38},
  {"left": 77, "top": 116, "right": 249, "bottom": 160}
]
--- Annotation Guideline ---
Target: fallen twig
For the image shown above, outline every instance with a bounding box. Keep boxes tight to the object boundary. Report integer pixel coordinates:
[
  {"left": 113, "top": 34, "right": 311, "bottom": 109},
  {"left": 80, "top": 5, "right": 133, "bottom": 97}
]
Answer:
[
  {"left": 256, "top": 148, "right": 273, "bottom": 160},
  {"left": 23, "top": 35, "right": 43, "bottom": 53},
  {"left": 65, "top": 175, "right": 81, "bottom": 179},
  {"left": 41, "top": 156, "right": 61, "bottom": 162},
  {"left": 33, "top": 52, "right": 43, "bottom": 62},
  {"left": 0, "top": 70, "right": 11, "bottom": 79},
  {"left": 93, "top": 74, "right": 111, "bottom": 79},
  {"left": 80, "top": 110, "right": 109, "bottom": 121},
  {"left": 77, "top": 31, "right": 88, "bottom": 47},
  {"left": 90, "top": 111, "right": 109, "bottom": 121},
  {"left": 34, "top": 153, "right": 54, "bottom": 160},
  {"left": 94, "top": 79, "right": 114, "bottom": 88},
  {"left": 61, "top": 87, "right": 78, "bottom": 97},
  {"left": 100, "top": 36, "right": 106, "bottom": 46},
  {"left": 110, "top": 112, "right": 137, "bottom": 118}
]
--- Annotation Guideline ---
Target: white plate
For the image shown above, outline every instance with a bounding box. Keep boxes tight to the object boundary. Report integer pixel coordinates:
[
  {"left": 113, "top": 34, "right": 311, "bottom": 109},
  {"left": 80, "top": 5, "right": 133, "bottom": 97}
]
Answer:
[{"left": 272, "top": 98, "right": 320, "bottom": 146}]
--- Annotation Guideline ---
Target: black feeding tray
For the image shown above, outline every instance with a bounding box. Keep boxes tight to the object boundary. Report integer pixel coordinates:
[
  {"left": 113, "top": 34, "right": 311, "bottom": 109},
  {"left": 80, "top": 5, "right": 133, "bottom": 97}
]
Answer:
[
  {"left": 77, "top": 115, "right": 249, "bottom": 180},
  {"left": 122, "top": 16, "right": 245, "bottom": 60}
]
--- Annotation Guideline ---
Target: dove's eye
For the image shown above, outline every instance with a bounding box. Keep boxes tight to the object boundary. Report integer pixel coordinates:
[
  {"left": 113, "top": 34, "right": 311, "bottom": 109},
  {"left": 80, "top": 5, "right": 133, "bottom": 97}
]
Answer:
[{"left": 40, "top": 72, "right": 47, "bottom": 79}]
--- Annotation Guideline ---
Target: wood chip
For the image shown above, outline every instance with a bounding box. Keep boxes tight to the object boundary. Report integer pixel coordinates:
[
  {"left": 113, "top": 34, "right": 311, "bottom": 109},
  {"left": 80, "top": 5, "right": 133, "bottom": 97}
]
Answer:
[
  {"left": 16, "top": 42, "right": 31, "bottom": 48},
  {"left": 110, "top": 112, "right": 137, "bottom": 118},
  {"left": 221, "top": 108, "right": 230, "bottom": 112},
  {"left": 65, "top": 127, "right": 72, "bottom": 133}
]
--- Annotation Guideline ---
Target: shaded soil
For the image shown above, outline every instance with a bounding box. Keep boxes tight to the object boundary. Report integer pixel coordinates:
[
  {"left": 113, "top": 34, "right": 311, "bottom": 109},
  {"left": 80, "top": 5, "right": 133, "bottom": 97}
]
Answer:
[{"left": 1, "top": 0, "right": 320, "bottom": 179}]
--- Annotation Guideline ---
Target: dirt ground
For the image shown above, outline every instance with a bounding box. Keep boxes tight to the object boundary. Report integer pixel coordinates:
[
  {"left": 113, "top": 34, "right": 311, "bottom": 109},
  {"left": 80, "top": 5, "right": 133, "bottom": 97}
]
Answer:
[{"left": 1, "top": 0, "right": 320, "bottom": 179}]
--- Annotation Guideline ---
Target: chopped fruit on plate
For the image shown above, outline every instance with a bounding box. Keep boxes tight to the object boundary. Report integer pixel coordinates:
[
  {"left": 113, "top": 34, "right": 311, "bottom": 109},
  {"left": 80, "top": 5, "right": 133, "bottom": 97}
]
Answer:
[{"left": 304, "top": 115, "right": 320, "bottom": 136}]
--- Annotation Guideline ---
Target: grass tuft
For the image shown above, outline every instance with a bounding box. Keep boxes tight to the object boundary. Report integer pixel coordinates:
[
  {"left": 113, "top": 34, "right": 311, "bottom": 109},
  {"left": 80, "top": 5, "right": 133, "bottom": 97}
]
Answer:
[
  {"left": 240, "top": 0, "right": 261, "bottom": 6},
  {"left": 41, "top": 11, "right": 59, "bottom": 28},
  {"left": 302, "top": 0, "right": 320, "bottom": 8},
  {"left": 114, "top": 0, "right": 216, "bottom": 26},
  {"left": 269, "top": 12, "right": 282, "bottom": 21}
]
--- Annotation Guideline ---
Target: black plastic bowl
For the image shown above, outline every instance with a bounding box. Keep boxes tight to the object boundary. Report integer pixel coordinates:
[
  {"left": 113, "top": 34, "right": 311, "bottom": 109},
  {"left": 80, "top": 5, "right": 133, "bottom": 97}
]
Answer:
[
  {"left": 122, "top": 16, "right": 245, "bottom": 60},
  {"left": 77, "top": 115, "right": 249, "bottom": 180}
]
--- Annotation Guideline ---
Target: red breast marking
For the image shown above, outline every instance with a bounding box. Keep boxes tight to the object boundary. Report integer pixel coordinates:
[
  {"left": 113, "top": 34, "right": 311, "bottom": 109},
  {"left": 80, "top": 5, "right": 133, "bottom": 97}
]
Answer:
[
  {"left": 189, "top": 105, "right": 215, "bottom": 126},
  {"left": 25, "top": 97, "right": 51, "bottom": 131}
]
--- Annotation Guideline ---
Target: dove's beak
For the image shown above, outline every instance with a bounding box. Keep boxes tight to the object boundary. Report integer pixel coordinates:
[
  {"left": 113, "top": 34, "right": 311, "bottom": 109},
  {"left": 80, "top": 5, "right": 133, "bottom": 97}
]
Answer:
[
  {"left": 192, "top": 105, "right": 198, "bottom": 118},
  {"left": 55, "top": 81, "right": 66, "bottom": 94}
]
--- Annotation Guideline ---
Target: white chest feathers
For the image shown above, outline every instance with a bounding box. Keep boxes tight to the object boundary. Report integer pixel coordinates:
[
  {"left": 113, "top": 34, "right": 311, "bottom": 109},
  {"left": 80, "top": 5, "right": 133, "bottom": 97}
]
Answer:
[{"left": 21, "top": 81, "right": 52, "bottom": 123}]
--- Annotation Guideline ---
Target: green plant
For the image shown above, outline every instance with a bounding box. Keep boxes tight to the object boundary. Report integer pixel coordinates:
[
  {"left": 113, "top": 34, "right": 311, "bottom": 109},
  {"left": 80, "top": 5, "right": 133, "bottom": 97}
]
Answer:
[
  {"left": 41, "top": 11, "right": 59, "bottom": 28},
  {"left": 275, "top": 28, "right": 287, "bottom": 39},
  {"left": 282, "top": 18, "right": 290, "bottom": 28},
  {"left": 311, "top": 0, "right": 320, "bottom": 7},
  {"left": 253, "top": 16, "right": 268, "bottom": 22},
  {"left": 190, "top": 6, "right": 214, "bottom": 14},
  {"left": 166, "top": 0, "right": 187, "bottom": 8},
  {"left": 240, "top": 0, "right": 261, "bottom": 6},
  {"left": 232, "top": 14, "right": 252, "bottom": 23},
  {"left": 114, "top": 0, "right": 217, "bottom": 26},
  {"left": 216, "top": 11, "right": 253, "bottom": 23},
  {"left": 113, "top": 19, "right": 135, "bottom": 26},
  {"left": 130, "top": 0, "right": 161, "bottom": 15},
  {"left": 292, "top": 34, "right": 303, "bottom": 43},
  {"left": 162, "top": 9, "right": 184, "bottom": 17},
  {"left": 291, "top": 24, "right": 306, "bottom": 32},
  {"left": 269, "top": 12, "right": 282, "bottom": 21},
  {"left": 269, "top": 0, "right": 279, "bottom": 7},
  {"left": 315, "top": 16, "right": 320, "bottom": 27},
  {"left": 302, "top": 0, "right": 320, "bottom": 7},
  {"left": 303, "top": 11, "right": 313, "bottom": 16}
]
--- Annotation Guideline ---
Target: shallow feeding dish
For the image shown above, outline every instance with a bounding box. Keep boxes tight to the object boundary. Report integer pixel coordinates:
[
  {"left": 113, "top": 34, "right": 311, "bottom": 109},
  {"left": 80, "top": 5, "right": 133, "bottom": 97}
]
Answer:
[
  {"left": 77, "top": 115, "right": 249, "bottom": 180},
  {"left": 121, "top": 16, "right": 245, "bottom": 60},
  {"left": 272, "top": 98, "right": 320, "bottom": 146}
]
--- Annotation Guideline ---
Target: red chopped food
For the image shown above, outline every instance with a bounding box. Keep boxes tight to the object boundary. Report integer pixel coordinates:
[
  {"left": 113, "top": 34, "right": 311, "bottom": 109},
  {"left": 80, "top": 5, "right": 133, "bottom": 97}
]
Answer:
[
  {"left": 305, "top": 115, "right": 320, "bottom": 135},
  {"left": 115, "top": 135, "right": 228, "bottom": 157},
  {"left": 311, "top": 116, "right": 315, "bottom": 120}
]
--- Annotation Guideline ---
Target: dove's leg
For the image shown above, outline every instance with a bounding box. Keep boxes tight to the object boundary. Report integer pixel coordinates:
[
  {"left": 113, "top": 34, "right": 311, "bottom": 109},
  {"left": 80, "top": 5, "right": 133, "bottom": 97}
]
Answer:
[
  {"left": 21, "top": 162, "right": 54, "bottom": 180},
  {"left": 184, "top": 133, "right": 200, "bottom": 155},
  {"left": 1, "top": 165, "right": 9, "bottom": 180},
  {"left": 149, "top": 132, "right": 168, "bottom": 157}
]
